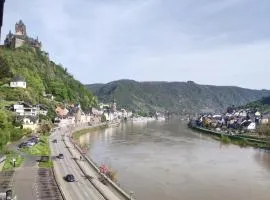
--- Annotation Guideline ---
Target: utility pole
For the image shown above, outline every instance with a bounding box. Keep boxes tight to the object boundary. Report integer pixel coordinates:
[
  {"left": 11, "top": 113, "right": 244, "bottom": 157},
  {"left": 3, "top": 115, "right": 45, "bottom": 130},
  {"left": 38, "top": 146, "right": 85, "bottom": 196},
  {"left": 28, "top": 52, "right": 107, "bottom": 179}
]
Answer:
[{"left": 0, "top": 0, "right": 5, "bottom": 42}]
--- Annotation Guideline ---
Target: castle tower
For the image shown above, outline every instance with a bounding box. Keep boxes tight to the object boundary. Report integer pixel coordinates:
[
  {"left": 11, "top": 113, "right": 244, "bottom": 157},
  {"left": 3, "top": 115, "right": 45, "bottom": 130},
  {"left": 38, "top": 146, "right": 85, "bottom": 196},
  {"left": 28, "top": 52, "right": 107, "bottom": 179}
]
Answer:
[{"left": 15, "top": 20, "right": 26, "bottom": 36}]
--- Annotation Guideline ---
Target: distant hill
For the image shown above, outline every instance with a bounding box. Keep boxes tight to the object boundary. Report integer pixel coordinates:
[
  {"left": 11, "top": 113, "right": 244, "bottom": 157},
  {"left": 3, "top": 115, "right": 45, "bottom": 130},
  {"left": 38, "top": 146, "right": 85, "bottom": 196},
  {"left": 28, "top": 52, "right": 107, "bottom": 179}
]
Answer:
[
  {"left": 240, "top": 96, "right": 270, "bottom": 113},
  {"left": 0, "top": 45, "right": 96, "bottom": 110},
  {"left": 86, "top": 80, "right": 270, "bottom": 114}
]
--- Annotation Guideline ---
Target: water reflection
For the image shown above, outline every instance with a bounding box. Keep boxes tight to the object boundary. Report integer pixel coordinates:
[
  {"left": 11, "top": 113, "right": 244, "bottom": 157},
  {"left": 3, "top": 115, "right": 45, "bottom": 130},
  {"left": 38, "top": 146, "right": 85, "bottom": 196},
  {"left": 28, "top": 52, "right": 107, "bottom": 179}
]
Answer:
[
  {"left": 254, "top": 150, "right": 270, "bottom": 171},
  {"left": 79, "top": 121, "right": 270, "bottom": 200}
]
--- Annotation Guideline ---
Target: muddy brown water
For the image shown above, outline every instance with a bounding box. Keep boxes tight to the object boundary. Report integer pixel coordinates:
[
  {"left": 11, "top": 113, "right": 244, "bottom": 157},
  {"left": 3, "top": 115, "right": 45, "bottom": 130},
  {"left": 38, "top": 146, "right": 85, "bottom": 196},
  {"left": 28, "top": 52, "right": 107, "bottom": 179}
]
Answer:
[{"left": 79, "top": 120, "right": 270, "bottom": 200}]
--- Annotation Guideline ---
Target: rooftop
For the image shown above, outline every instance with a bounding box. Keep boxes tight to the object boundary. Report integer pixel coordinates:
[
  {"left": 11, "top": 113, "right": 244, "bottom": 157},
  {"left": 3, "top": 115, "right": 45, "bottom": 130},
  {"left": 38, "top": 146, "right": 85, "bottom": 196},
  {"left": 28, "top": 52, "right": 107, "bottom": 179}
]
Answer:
[{"left": 11, "top": 75, "right": 25, "bottom": 82}]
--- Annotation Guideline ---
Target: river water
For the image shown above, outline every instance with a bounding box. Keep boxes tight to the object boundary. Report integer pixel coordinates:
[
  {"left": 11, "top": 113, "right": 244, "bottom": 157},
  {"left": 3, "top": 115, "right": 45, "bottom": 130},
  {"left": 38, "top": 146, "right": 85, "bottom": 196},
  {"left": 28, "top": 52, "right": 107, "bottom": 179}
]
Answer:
[{"left": 79, "top": 120, "right": 270, "bottom": 200}]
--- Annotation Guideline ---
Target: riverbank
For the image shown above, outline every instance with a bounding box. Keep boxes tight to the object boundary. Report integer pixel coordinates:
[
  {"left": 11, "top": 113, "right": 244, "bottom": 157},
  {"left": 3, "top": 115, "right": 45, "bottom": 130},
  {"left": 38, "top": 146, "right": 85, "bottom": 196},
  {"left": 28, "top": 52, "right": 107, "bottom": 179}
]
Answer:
[
  {"left": 188, "top": 122, "right": 270, "bottom": 149},
  {"left": 72, "top": 123, "right": 109, "bottom": 141},
  {"left": 65, "top": 122, "right": 134, "bottom": 200}
]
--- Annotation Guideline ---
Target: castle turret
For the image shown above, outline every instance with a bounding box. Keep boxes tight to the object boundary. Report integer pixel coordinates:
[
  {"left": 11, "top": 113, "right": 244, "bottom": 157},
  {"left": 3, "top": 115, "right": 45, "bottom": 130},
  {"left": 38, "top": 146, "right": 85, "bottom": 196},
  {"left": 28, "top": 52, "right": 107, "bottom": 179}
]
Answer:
[
  {"left": 15, "top": 20, "right": 26, "bottom": 36},
  {"left": 4, "top": 30, "right": 12, "bottom": 44}
]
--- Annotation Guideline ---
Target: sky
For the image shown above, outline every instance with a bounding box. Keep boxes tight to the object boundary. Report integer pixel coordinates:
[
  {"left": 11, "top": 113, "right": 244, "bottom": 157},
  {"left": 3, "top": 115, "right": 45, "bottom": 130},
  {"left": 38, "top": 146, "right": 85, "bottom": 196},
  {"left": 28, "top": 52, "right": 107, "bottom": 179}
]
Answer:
[{"left": 2, "top": 0, "right": 270, "bottom": 89}]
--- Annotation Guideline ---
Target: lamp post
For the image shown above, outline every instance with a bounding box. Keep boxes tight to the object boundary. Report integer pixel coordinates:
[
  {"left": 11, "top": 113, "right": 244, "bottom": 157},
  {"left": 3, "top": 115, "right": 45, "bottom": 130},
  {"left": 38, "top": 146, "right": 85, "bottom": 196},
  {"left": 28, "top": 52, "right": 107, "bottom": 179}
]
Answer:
[
  {"left": 0, "top": 0, "right": 5, "bottom": 42},
  {"left": 129, "top": 191, "right": 134, "bottom": 200}
]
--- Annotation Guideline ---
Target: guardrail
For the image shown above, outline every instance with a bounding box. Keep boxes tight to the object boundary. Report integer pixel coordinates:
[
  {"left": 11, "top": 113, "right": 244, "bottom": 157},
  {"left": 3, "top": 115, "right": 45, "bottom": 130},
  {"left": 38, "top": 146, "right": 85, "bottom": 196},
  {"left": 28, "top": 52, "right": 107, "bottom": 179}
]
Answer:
[
  {"left": 69, "top": 123, "right": 135, "bottom": 200},
  {"left": 74, "top": 143, "right": 134, "bottom": 200},
  {"left": 51, "top": 163, "right": 66, "bottom": 200}
]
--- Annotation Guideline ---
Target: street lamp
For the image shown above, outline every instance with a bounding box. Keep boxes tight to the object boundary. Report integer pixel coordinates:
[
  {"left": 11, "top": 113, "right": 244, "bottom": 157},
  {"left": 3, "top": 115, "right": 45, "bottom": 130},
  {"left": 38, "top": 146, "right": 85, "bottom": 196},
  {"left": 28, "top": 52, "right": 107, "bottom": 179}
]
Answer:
[{"left": 129, "top": 191, "right": 134, "bottom": 200}]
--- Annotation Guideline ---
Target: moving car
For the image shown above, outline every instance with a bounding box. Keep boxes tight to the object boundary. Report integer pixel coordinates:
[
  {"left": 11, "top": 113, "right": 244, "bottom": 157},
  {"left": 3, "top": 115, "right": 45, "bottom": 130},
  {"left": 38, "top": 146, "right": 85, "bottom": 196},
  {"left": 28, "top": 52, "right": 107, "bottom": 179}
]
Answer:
[
  {"left": 65, "top": 174, "right": 75, "bottom": 182},
  {"left": 58, "top": 153, "right": 64, "bottom": 159}
]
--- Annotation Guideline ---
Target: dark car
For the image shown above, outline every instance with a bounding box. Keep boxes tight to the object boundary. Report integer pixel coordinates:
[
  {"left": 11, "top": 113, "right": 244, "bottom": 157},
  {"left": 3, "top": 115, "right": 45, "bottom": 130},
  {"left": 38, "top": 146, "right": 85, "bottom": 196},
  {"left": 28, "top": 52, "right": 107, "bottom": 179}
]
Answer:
[
  {"left": 58, "top": 153, "right": 64, "bottom": 159},
  {"left": 52, "top": 139, "right": 57, "bottom": 143},
  {"left": 65, "top": 174, "right": 75, "bottom": 182},
  {"left": 18, "top": 142, "right": 29, "bottom": 148}
]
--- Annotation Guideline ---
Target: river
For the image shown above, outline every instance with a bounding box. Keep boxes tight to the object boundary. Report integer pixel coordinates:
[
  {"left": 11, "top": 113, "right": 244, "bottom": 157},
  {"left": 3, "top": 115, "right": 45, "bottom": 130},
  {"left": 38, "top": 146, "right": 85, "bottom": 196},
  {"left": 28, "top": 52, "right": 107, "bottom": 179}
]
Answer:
[{"left": 79, "top": 120, "right": 270, "bottom": 200}]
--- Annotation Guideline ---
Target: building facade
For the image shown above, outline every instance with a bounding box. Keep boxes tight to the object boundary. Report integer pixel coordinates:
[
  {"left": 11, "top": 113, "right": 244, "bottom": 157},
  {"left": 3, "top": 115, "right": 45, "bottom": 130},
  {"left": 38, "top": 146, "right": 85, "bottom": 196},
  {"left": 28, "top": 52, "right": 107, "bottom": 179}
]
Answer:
[{"left": 10, "top": 76, "right": 26, "bottom": 88}]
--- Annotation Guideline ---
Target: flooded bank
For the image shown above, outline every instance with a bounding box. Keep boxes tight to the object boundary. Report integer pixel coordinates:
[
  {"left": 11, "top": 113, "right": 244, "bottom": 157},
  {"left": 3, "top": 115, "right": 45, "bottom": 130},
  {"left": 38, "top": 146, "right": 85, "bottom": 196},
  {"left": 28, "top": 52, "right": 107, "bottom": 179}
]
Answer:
[{"left": 79, "top": 120, "right": 270, "bottom": 200}]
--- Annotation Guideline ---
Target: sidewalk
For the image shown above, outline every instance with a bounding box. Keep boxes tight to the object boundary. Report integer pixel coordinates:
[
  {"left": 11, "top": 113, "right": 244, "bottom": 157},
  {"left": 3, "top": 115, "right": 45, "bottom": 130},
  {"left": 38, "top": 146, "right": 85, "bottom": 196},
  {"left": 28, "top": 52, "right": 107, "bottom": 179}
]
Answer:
[{"left": 13, "top": 155, "right": 38, "bottom": 200}]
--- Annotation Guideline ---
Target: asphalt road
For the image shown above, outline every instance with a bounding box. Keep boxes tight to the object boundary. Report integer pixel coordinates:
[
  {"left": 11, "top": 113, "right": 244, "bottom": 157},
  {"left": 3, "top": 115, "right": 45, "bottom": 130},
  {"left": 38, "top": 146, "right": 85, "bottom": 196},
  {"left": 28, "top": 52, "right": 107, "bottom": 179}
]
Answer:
[{"left": 50, "top": 126, "right": 105, "bottom": 200}]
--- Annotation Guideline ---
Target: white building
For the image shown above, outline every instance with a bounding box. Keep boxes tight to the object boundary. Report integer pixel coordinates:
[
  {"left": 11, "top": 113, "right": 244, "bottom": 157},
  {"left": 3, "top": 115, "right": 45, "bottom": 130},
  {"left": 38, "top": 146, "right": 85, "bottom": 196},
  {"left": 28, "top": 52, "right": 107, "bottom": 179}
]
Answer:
[
  {"left": 10, "top": 76, "right": 26, "bottom": 88},
  {"left": 13, "top": 102, "right": 47, "bottom": 116},
  {"left": 22, "top": 116, "right": 38, "bottom": 130},
  {"left": 13, "top": 104, "right": 24, "bottom": 115},
  {"left": 37, "top": 105, "right": 48, "bottom": 116}
]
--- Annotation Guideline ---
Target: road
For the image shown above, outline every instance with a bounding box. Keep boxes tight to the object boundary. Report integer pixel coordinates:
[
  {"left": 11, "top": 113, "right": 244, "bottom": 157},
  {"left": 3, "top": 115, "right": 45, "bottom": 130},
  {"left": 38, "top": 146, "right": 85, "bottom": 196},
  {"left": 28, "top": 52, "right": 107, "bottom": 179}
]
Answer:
[{"left": 50, "top": 126, "right": 105, "bottom": 200}]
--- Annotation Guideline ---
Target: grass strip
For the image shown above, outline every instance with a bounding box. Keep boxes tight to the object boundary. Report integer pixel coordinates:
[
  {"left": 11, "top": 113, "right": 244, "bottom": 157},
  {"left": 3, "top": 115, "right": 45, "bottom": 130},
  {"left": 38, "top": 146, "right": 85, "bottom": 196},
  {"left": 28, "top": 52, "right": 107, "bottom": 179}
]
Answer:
[
  {"left": 2, "top": 152, "right": 24, "bottom": 170},
  {"left": 22, "top": 136, "right": 50, "bottom": 156}
]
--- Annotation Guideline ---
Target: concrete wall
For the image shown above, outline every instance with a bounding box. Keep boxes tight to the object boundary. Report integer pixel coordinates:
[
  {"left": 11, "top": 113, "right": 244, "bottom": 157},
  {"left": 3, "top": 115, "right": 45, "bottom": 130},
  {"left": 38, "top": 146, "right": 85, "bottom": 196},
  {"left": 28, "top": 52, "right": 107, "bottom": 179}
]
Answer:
[
  {"left": 15, "top": 38, "right": 25, "bottom": 48},
  {"left": 22, "top": 123, "right": 37, "bottom": 130}
]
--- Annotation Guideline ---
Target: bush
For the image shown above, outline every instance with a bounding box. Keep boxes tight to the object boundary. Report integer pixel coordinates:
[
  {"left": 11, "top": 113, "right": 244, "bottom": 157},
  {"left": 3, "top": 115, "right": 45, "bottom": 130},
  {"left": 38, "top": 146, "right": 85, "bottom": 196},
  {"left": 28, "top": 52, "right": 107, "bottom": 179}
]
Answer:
[
  {"left": 257, "top": 124, "right": 270, "bottom": 136},
  {"left": 220, "top": 135, "right": 231, "bottom": 144},
  {"left": 101, "top": 114, "right": 107, "bottom": 122}
]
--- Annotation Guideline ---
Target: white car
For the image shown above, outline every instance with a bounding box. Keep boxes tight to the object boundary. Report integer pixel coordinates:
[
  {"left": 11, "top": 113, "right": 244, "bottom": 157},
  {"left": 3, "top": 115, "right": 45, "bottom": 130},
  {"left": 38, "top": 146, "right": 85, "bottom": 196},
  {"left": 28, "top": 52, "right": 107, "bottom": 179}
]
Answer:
[{"left": 26, "top": 141, "right": 36, "bottom": 146}]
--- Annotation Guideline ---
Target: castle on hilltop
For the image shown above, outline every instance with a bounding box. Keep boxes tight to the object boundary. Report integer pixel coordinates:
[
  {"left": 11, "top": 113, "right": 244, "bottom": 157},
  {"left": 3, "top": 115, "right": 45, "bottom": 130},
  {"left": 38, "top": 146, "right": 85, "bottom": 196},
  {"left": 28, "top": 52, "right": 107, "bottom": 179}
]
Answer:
[{"left": 4, "top": 20, "right": 41, "bottom": 48}]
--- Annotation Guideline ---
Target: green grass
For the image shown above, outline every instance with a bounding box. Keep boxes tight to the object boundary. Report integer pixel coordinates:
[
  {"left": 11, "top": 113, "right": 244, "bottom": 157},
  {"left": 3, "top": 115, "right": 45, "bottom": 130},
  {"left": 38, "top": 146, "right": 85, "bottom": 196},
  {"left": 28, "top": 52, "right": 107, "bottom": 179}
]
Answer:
[
  {"left": 0, "top": 100, "right": 16, "bottom": 109},
  {"left": 22, "top": 136, "right": 50, "bottom": 156},
  {"left": 38, "top": 159, "right": 53, "bottom": 168},
  {"left": 2, "top": 152, "right": 24, "bottom": 171},
  {"left": 220, "top": 135, "right": 231, "bottom": 144},
  {"left": 73, "top": 124, "right": 108, "bottom": 141}
]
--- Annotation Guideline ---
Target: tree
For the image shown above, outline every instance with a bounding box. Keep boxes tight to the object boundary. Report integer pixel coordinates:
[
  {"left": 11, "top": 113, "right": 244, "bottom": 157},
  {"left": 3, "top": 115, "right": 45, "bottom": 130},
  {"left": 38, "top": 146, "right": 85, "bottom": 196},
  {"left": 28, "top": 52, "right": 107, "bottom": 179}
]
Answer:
[{"left": 257, "top": 123, "right": 270, "bottom": 136}]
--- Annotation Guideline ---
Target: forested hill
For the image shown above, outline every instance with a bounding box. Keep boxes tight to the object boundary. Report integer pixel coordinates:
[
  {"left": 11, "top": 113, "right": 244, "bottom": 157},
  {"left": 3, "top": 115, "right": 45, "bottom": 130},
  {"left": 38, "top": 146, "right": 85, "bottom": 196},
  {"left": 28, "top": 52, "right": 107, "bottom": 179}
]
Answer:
[
  {"left": 86, "top": 80, "right": 270, "bottom": 114},
  {"left": 240, "top": 96, "right": 270, "bottom": 113},
  {"left": 0, "top": 45, "right": 96, "bottom": 110}
]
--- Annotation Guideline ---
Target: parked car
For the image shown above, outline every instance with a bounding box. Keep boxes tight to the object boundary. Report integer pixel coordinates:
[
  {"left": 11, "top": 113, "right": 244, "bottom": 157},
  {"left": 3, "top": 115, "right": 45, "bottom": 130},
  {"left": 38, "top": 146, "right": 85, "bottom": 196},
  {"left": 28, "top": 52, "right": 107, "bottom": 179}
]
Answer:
[
  {"left": 26, "top": 141, "right": 36, "bottom": 146},
  {"left": 18, "top": 142, "right": 29, "bottom": 148},
  {"left": 58, "top": 153, "right": 64, "bottom": 159},
  {"left": 65, "top": 174, "right": 75, "bottom": 182},
  {"left": 29, "top": 137, "right": 39, "bottom": 143},
  {"left": 52, "top": 139, "right": 57, "bottom": 143}
]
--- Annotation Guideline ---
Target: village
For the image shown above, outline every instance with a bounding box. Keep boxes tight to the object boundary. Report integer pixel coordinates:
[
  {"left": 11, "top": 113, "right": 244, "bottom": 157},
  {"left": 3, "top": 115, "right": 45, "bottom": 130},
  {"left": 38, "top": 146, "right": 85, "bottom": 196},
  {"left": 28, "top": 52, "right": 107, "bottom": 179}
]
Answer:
[{"left": 191, "top": 105, "right": 270, "bottom": 136}]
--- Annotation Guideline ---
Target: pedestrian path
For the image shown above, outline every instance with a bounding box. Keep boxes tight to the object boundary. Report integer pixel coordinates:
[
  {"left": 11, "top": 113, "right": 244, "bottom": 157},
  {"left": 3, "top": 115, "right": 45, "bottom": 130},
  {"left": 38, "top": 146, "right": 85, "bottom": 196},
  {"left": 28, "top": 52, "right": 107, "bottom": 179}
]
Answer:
[{"left": 13, "top": 156, "right": 38, "bottom": 200}]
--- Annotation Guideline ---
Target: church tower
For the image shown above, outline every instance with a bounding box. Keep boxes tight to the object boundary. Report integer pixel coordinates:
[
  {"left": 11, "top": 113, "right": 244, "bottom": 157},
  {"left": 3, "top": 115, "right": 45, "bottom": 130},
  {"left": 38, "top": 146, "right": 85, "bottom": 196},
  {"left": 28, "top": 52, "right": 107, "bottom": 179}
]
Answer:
[
  {"left": 15, "top": 20, "right": 26, "bottom": 36},
  {"left": 111, "top": 98, "right": 117, "bottom": 112}
]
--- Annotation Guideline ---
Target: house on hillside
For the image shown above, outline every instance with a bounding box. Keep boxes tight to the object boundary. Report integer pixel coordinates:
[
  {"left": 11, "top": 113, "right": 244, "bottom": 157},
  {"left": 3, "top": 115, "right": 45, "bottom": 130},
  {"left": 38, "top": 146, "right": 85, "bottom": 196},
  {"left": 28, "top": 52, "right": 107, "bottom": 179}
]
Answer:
[
  {"left": 11, "top": 102, "right": 39, "bottom": 116},
  {"left": 22, "top": 116, "right": 38, "bottom": 131},
  {"left": 10, "top": 76, "right": 26, "bottom": 88},
  {"left": 37, "top": 104, "right": 48, "bottom": 116},
  {"left": 55, "top": 106, "right": 69, "bottom": 118},
  {"left": 42, "top": 91, "right": 54, "bottom": 101}
]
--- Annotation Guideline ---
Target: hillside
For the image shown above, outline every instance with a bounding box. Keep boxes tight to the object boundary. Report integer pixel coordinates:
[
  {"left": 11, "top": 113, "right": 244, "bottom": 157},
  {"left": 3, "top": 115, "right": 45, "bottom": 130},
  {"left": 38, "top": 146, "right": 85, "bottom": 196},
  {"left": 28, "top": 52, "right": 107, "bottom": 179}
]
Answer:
[
  {"left": 0, "top": 45, "right": 96, "bottom": 110},
  {"left": 87, "top": 80, "right": 270, "bottom": 114},
  {"left": 240, "top": 96, "right": 270, "bottom": 113}
]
